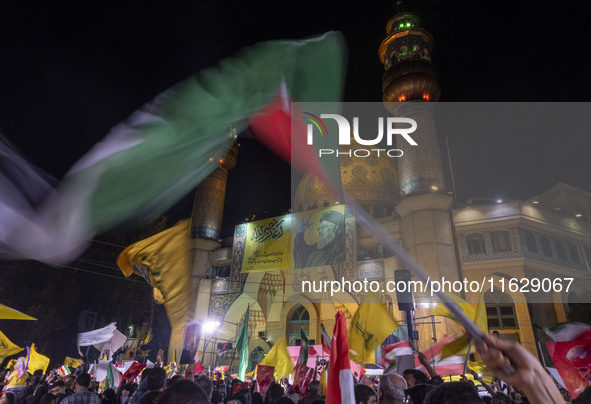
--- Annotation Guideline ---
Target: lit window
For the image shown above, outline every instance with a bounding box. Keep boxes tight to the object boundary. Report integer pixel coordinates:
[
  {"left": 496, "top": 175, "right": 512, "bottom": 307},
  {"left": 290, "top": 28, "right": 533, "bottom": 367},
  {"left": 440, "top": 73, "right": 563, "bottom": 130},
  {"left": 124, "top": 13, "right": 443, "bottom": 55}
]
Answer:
[
  {"left": 287, "top": 304, "right": 309, "bottom": 346},
  {"left": 485, "top": 291, "right": 518, "bottom": 330}
]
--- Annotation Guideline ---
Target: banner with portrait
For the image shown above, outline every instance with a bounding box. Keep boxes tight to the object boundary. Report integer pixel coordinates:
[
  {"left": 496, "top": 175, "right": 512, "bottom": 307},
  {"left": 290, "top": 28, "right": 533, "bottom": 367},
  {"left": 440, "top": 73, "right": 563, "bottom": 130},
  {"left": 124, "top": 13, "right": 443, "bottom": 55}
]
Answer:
[{"left": 291, "top": 204, "right": 346, "bottom": 269}]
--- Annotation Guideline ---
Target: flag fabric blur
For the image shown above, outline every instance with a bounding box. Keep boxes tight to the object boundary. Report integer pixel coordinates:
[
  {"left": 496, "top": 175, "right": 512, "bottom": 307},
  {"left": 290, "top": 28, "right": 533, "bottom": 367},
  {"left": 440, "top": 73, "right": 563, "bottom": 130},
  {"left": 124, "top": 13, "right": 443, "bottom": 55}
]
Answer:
[
  {"left": 349, "top": 294, "right": 399, "bottom": 364},
  {"left": 546, "top": 323, "right": 591, "bottom": 342},
  {"left": 415, "top": 336, "right": 464, "bottom": 376},
  {"left": 236, "top": 306, "right": 250, "bottom": 381},
  {"left": 381, "top": 340, "right": 414, "bottom": 371},
  {"left": 296, "top": 325, "right": 309, "bottom": 366},
  {"left": 77, "top": 322, "right": 117, "bottom": 347},
  {"left": 27, "top": 344, "right": 50, "bottom": 374},
  {"left": 546, "top": 328, "right": 591, "bottom": 399},
  {"left": 0, "top": 330, "right": 23, "bottom": 363},
  {"left": 117, "top": 220, "right": 191, "bottom": 330},
  {"left": 326, "top": 311, "right": 355, "bottom": 404},
  {"left": 430, "top": 293, "right": 488, "bottom": 359},
  {"left": 260, "top": 337, "right": 294, "bottom": 380},
  {"left": 0, "top": 32, "right": 346, "bottom": 265},
  {"left": 0, "top": 304, "right": 37, "bottom": 320}
]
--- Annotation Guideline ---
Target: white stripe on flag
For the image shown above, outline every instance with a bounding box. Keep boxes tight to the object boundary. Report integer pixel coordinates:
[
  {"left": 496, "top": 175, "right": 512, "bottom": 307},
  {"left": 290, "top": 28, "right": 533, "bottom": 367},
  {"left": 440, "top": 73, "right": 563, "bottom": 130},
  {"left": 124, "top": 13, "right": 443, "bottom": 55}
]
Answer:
[{"left": 339, "top": 369, "right": 355, "bottom": 404}]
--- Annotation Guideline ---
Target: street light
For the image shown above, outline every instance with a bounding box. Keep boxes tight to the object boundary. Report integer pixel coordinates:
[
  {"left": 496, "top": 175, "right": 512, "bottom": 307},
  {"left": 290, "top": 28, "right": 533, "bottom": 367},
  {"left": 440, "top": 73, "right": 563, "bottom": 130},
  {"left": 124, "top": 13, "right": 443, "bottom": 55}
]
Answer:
[{"left": 202, "top": 320, "right": 221, "bottom": 334}]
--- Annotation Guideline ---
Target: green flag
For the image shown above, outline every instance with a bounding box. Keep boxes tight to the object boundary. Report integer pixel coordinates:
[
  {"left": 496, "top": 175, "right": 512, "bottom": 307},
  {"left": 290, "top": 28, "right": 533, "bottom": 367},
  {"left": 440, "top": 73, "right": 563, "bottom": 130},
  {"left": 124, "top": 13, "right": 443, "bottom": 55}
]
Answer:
[
  {"left": 296, "top": 324, "right": 309, "bottom": 366},
  {"left": 236, "top": 305, "right": 250, "bottom": 381}
]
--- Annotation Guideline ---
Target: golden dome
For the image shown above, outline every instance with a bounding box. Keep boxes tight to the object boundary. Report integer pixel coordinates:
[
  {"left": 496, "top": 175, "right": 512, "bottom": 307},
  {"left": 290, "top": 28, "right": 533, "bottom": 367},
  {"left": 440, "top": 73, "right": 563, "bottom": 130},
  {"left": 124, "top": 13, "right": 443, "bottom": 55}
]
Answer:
[{"left": 294, "top": 143, "right": 400, "bottom": 216}]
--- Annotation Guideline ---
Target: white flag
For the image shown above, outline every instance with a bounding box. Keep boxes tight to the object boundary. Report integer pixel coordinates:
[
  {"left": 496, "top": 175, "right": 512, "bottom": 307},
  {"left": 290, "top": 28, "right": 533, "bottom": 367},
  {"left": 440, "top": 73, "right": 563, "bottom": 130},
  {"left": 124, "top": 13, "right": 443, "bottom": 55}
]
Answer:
[{"left": 77, "top": 322, "right": 117, "bottom": 346}]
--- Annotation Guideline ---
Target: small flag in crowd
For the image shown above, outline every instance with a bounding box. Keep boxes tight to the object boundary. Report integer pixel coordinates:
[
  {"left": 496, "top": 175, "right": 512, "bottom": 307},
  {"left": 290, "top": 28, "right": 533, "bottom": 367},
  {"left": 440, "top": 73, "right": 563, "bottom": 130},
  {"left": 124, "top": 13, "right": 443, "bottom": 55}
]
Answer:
[
  {"left": 415, "top": 336, "right": 465, "bottom": 376},
  {"left": 326, "top": 311, "right": 355, "bottom": 404},
  {"left": 58, "top": 365, "right": 71, "bottom": 377},
  {"left": 106, "top": 362, "right": 121, "bottom": 390},
  {"left": 63, "top": 356, "right": 83, "bottom": 369}
]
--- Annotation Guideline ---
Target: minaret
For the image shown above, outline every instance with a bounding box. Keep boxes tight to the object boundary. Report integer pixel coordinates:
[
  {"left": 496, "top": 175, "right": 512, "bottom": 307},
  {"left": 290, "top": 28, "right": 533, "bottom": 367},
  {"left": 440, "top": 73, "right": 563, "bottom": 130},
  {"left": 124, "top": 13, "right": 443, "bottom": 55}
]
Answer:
[
  {"left": 378, "top": 3, "right": 446, "bottom": 196},
  {"left": 168, "top": 143, "right": 238, "bottom": 363},
  {"left": 379, "top": 3, "right": 461, "bottom": 345}
]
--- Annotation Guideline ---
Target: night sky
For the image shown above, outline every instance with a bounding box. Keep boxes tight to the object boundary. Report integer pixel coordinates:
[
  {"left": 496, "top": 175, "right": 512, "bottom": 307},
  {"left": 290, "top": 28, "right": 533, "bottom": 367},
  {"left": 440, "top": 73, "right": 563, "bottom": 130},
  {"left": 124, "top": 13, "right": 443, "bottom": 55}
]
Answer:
[{"left": 1, "top": 0, "right": 590, "bottom": 238}]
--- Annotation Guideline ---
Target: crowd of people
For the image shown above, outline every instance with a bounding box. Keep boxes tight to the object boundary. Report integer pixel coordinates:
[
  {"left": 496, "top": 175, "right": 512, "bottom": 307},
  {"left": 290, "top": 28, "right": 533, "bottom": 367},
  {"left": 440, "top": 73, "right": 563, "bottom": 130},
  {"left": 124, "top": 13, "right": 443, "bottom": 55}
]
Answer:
[{"left": 0, "top": 334, "right": 588, "bottom": 404}]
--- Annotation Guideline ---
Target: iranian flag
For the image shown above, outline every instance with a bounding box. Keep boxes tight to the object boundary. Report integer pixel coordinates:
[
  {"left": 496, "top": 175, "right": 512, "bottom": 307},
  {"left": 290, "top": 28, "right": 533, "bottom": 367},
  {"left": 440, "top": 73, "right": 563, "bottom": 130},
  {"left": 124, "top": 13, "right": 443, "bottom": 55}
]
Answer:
[
  {"left": 106, "top": 362, "right": 121, "bottom": 390},
  {"left": 326, "top": 311, "right": 355, "bottom": 404}
]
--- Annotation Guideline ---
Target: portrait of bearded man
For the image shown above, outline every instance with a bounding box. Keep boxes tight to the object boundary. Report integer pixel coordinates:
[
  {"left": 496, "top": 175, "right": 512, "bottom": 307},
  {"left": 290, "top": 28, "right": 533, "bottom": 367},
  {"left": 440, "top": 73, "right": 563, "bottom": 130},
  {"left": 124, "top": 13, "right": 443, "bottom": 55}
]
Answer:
[{"left": 293, "top": 209, "right": 345, "bottom": 269}]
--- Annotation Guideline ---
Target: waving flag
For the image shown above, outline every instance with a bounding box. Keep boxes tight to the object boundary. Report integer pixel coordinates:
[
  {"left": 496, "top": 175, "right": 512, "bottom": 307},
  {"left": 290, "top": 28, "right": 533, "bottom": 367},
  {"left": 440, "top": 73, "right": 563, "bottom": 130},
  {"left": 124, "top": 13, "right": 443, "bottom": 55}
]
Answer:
[
  {"left": 77, "top": 322, "right": 117, "bottom": 347},
  {"left": 381, "top": 340, "right": 414, "bottom": 371},
  {"left": 0, "top": 330, "right": 23, "bottom": 363},
  {"left": 349, "top": 294, "right": 399, "bottom": 364},
  {"left": 27, "top": 343, "right": 50, "bottom": 374},
  {"left": 236, "top": 306, "right": 250, "bottom": 381},
  {"left": 296, "top": 324, "right": 309, "bottom": 366},
  {"left": 0, "top": 32, "right": 346, "bottom": 265},
  {"left": 415, "top": 336, "right": 464, "bottom": 376},
  {"left": 326, "top": 311, "right": 355, "bottom": 404},
  {"left": 117, "top": 220, "right": 191, "bottom": 330},
  {"left": 260, "top": 337, "right": 294, "bottom": 380}
]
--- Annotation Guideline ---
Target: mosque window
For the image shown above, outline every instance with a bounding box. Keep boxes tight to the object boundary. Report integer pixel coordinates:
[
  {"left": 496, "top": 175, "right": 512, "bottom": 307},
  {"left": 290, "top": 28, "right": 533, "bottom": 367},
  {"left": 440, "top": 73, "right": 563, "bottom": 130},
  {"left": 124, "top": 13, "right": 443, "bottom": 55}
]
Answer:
[
  {"left": 211, "top": 265, "right": 231, "bottom": 278},
  {"left": 567, "top": 242, "right": 581, "bottom": 264},
  {"left": 491, "top": 230, "right": 511, "bottom": 252},
  {"left": 540, "top": 235, "right": 553, "bottom": 257},
  {"left": 250, "top": 346, "right": 265, "bottom": 372},
  {"left": 523, "top": 229, "right": 538, "bottom": 253},
  {"left": 466, "top": 233, "right": 485, "bottom": 254},
  {"left": 554, "top": 238, "right": 567, "bottom": 260},
  {"left": 287, "top": 304, "right": 309, "bottom": 346},
  {"left": 485, "top": 291, "right": 518, "bottom": 330}
]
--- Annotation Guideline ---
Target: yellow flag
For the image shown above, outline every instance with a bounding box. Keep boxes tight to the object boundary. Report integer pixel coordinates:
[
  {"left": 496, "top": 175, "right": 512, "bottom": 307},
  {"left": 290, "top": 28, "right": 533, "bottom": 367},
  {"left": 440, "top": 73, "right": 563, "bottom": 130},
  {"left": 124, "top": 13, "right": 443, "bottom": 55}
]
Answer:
[
  {"left": 260, "top": 337, "right": 294, "bottom": 380},
  {"left": 28, "top": 343, "right": 50, "bottom": 374},
  {"left": 467, "top": 360, "right": 488, "bottom": 374},
  {"left": 0, "top": 330, "right": 23, "bottom": 363},
  {"left": 117, "top": 220, "right": 191, "bottom": 330},
  {"left": 0, "top": 304, "right": 37, "bottom": 320},
  {"left": 429, "top": 292, "right": 488, "bottom": 333},
  {"left": 64, "top": 356, "right": 83, "bottom": 368},
  {"left": 430, "top": 293, "right": 488, "bottom": 359},
  {"left": 349, "top": 294, "right": 399, "bottom": 364}
]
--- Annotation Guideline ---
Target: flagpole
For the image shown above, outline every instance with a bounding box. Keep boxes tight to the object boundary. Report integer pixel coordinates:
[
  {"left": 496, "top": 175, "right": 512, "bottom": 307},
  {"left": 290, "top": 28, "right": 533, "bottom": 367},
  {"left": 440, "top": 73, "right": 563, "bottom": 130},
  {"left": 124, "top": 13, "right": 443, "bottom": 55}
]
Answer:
[
  {"left": 463, "top": 339, "right": 472, "bottom": 375},
  {"left": 348, "top": 199, "right": 484, "bottom": 342}
]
